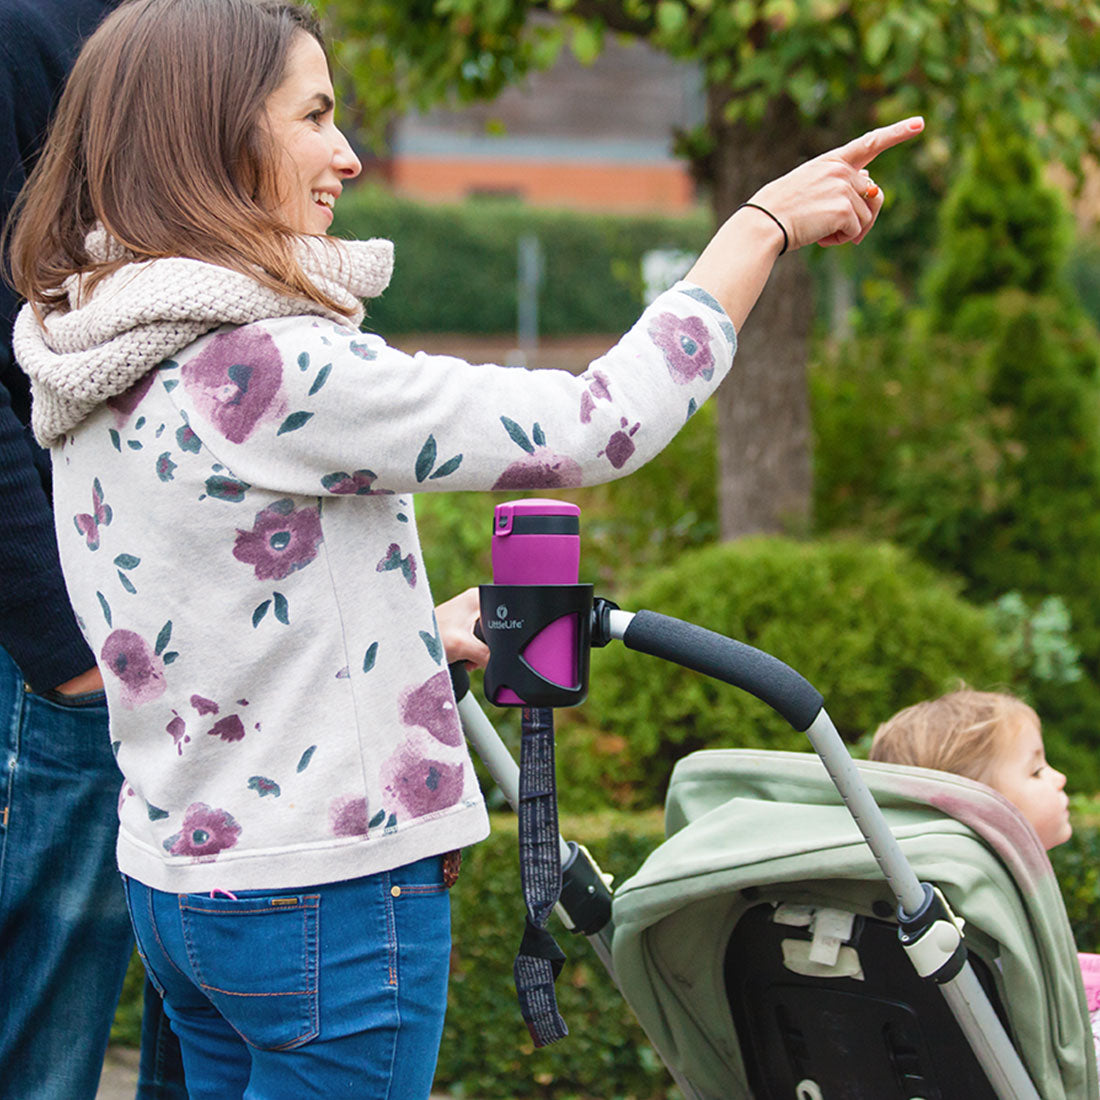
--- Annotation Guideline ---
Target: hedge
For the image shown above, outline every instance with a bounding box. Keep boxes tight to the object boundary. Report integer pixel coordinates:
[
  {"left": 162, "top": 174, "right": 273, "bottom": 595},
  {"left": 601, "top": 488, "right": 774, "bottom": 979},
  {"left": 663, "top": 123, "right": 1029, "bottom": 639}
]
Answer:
[
  {"left": 564, "top": 535, "right": 1014, "bottom": 812},
  {"left": 330, "top": 185, "right": 712, "bottom": 337}
]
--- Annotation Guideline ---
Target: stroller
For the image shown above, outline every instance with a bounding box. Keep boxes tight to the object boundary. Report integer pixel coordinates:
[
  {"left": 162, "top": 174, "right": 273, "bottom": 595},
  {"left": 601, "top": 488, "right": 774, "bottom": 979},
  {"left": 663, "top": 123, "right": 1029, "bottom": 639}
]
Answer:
[
  {"left": 460, "top": 499, "right": 1098, "bottom": 1100},
  {"left": 611, "top": 749, "right": 1094, "bottom": 1099}
]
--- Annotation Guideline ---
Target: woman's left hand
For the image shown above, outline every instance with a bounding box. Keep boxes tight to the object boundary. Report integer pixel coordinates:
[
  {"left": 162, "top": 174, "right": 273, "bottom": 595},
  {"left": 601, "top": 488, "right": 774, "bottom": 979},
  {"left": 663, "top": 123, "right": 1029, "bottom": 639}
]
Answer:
[{"left": 435, "top": 587, "right": 489, "bottom": 669}]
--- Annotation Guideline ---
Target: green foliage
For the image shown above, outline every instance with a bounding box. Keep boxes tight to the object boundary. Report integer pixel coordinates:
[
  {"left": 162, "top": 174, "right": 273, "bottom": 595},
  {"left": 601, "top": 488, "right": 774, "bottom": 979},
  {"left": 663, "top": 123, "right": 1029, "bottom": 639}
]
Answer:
[
  {"left": 924, "top": 128, "right": 1075, "bottom": 336},
  {"left": 109, "top": 951, "right": 145, "bottom": 1047},
  {"left": 1050, "top": 820, "right": 1100, "bottom": 954},
  {"left": 332, "top": 186, "right": 710, "bottom": 337},
  {"left": 987, "top": 593, "right": 1082, "bottom": 688},
  {"left": 811, "top": 307, "right": 1100, "bottom": 792},
  {"left": 562, "top": 537, "right": 1012, "bottom": 812},
  {"left": 1070, "top": 235, "right": 1100, "bottom": 332},
  {"left": 318, "top": 0, "right": 1100, "bottom": 172},
  {"left": 814, "top": 123, "right": 1100, "bottom": 793},
  {"left": 438, "top": 813, "right": 672, "bottom": 1099}
]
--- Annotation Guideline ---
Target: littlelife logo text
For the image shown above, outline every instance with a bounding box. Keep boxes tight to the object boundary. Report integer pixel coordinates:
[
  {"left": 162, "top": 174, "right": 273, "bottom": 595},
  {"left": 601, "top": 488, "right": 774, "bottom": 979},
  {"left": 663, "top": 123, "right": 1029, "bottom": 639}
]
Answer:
[{"left": 488, "top": 604, "right": 525, "bottom": 630}]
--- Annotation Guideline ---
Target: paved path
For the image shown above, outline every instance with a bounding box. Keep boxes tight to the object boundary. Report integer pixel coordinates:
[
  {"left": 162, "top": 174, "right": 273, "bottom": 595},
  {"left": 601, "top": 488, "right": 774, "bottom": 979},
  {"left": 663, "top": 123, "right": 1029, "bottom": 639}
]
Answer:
[{"left": 97, "top": 1048, "right": 140, "bottom": 1100}]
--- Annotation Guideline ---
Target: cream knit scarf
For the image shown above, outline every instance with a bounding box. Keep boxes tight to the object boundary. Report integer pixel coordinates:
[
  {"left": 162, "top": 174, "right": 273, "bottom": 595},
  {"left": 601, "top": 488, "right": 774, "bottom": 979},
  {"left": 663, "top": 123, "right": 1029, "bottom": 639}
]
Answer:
[{"left": 14, "top": 230, "right": 394, "bottom": 447}]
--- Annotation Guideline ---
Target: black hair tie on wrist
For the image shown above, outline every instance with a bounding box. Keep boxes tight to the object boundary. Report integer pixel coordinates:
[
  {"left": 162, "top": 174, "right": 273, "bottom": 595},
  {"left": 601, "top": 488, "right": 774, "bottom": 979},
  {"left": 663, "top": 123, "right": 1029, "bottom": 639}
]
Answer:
[{"left": 736, "top": 202, "right": 789, "bottom": 256}]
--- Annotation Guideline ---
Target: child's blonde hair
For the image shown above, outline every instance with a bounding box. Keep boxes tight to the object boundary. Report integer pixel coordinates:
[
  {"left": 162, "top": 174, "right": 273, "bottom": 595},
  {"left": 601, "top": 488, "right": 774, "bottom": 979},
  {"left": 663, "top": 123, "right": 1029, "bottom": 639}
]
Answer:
[{"left": 869, "top": 688, "right": 1038, "bottom": 785}]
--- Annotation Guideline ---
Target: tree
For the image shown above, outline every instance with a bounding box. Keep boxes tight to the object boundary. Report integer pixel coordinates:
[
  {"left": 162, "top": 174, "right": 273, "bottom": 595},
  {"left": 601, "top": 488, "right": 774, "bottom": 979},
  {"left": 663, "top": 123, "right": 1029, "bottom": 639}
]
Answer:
[{"left": 316, "top": 0, "right": 1100, "bottom": 538}]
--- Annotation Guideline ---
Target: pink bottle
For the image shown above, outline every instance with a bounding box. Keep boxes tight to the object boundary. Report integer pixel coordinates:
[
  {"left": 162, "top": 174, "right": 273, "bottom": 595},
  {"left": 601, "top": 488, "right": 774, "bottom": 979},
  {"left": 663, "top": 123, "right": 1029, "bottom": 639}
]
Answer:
[{"left": 490, "top": 499, "right": 580, "bottom": 705}]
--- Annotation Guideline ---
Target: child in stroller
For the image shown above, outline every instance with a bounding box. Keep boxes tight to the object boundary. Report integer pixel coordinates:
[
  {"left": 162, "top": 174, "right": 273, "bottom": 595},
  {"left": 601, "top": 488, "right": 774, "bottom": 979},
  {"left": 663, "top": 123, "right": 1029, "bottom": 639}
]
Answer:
[
  {"left": 608, "top": 705, "right": 1096, "bottom": 1098},
  {"left": 869, "top": 688, "right": 1100, "bottom": 1062}
]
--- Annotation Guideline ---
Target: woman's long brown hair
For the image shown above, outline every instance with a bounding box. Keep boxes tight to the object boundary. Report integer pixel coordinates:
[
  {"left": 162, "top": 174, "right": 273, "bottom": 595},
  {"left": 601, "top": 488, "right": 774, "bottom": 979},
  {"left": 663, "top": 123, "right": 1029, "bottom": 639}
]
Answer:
[{"left": 6, "top": 0, "right": 353, "bottom": 319}]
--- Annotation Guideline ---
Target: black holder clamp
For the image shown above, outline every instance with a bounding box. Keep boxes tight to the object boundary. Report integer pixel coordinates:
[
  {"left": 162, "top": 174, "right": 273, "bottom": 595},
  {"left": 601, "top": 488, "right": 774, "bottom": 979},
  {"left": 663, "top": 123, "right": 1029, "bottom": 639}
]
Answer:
[{"left": 479, "top": 583, "right": 594, "bottom": 708}]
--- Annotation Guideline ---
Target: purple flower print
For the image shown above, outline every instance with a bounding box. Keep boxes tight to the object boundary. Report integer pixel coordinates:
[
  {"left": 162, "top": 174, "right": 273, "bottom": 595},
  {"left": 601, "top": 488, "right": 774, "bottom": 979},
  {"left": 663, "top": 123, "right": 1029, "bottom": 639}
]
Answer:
[
  {"left": 493, "top": 451, "right": 583, "bottom": 490},
  {"left": 181, "top": 327, "right": 285, "bottom": 443},
  {"left": 330, "top": 795, "right": 369, "bottom": 837},
  {"left": 167, "top": 712, "right": 190, "bottom": 756},
  {"left": 107, "top": 371, "right": 157, "bottom": 425},
  {"left": 163, "top": 802, "right": 241, "bottom": 860},
  {"left": 233, "top": 499, "right": 323, "bottom": 581},
  {"left": 492, "top": 417, "right": 583, "bottom": 490},
  {"left": 649, "top": 312, "right": 715, "bottom": 383},
  {"left": 376, "top": 543, "right": 417, "bottom": 588},
  {"left": 400, "top": 671, "right": 462, "bottom": 747},
  {"left": 100, "top": 629, "right": 166, "bottom": 709},
  {"left": 207, "top": 714, "right": 245, "bottom": 743},
  {"left": 599, "top": 418, "right": 640, "bottom": 469},
  {"left": 579, "top": 370, "right": 612, "bottom": 424},
  {"left": 320, "top": 469, "right": 389, "bottom": 496},
  {"left": 380, "top": 746, "right": 464, "bottom": 818},
  {"left": 73, "top": 479, "right": 111, "bottom": 551},
  {"left": 191, "top": 695, "right": 219, "bottom": 715}
]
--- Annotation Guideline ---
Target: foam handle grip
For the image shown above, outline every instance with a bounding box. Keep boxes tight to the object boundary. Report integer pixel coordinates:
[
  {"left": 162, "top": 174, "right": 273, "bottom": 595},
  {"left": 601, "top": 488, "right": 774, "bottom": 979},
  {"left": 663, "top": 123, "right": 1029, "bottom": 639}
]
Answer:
[{"left": 621, "top": 610, "right": 824, "bottom": 732}]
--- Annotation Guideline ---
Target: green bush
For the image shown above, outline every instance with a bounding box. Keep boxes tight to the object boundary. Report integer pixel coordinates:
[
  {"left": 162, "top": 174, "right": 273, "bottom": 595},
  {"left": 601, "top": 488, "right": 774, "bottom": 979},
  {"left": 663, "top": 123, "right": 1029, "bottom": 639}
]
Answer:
[
  {"left": 562, "top": 536, "right": 1012, "bottom": 812},
  {"left": 811, "top": 327, "right": 994, "bottom": 566},
  {"left": 1050, "top": 820, "right": 1100, "bottom": 954},
  {"left": 1070, "top": 234, "right": 1100, "bottom": 331},
  {"left": 814, "top": 130, "right": 1100, "bottom": 791},
  {"left": 331, "top": 185, "right": 712, "bottom": 338},
  {"left": 438, "top": 812, "right": 671, "bottom": 1099}
]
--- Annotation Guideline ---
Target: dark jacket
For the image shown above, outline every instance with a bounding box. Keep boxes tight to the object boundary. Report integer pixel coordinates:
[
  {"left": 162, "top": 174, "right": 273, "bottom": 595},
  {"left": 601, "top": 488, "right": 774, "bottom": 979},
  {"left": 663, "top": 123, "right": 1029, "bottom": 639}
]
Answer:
[{"left": 0, "top": 0, "right": 114, "bottom": 690}]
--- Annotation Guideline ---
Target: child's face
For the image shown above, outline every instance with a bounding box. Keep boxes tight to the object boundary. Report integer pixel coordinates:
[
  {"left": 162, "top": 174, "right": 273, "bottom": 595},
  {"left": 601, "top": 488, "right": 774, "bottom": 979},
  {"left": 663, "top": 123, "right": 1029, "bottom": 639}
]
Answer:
[{"left": 987, "top": 712, "right": 1071, "bottom": 849}]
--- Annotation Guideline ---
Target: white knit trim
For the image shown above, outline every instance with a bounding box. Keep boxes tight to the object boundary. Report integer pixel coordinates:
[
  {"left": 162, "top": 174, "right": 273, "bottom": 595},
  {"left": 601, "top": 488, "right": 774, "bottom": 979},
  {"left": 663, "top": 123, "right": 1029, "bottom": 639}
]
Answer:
[{"left": 15, "top": 234, "right": 394, "bottom": 446}]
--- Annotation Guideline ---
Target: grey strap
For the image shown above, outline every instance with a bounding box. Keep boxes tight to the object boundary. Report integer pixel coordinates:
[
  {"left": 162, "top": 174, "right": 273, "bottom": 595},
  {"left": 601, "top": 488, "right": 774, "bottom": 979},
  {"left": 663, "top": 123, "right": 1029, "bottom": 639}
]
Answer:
[{"left": 514, "top": 705, "right": 568, "bottom": 1046}]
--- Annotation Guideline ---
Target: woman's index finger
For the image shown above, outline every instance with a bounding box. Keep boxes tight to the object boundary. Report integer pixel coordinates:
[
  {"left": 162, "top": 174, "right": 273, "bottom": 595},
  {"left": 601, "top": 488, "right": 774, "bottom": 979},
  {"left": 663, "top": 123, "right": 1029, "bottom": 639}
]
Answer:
[{"left": 835, "top": 117, "right": 925, "bottom": 169}]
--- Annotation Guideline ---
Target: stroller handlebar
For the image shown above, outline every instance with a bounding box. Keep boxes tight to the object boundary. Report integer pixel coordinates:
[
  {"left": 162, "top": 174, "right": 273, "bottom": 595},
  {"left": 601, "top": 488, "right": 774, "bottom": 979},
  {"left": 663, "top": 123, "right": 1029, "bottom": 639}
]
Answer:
[{"left": 617, "top": 609, "right": 824, "bottom": 732}]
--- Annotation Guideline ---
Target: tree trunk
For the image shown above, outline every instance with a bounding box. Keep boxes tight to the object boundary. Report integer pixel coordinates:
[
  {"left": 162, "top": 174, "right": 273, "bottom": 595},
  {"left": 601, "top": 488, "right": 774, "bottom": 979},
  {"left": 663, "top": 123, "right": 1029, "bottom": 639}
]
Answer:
[{"left": 707, "top": 92, "right": 822, "bottom": 540}]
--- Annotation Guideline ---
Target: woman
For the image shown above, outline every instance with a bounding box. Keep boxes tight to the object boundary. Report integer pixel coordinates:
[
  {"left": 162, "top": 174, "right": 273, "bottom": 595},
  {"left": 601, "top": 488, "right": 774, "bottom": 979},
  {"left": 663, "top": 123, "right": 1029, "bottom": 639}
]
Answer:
[{"left": 7, "top": 1, "right": 922, "bottom": 1095}]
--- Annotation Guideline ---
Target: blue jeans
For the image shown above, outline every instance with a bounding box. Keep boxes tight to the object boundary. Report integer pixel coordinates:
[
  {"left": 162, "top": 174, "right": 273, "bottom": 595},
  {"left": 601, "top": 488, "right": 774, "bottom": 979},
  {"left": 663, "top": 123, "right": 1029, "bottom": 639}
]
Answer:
[
  {"left": 125, "top": 856, "right": 452, "bottom": 1099},
  {"left": 0, "top": 644, "right": 187, "bottom": 1099}
]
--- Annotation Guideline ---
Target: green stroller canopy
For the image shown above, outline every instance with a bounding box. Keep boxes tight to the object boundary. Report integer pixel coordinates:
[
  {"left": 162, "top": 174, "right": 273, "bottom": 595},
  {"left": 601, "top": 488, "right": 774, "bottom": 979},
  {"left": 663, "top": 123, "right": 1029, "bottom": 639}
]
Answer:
[{"left": 611, "top": 749, "right": 1096, "bottom": 1100}]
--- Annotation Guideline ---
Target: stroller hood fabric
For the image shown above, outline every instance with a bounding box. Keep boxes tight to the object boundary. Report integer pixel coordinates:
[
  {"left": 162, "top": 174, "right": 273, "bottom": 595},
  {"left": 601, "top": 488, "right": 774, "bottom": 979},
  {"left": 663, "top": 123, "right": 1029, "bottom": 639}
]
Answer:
[{"left": 610, "top": 749, "right": 1096, "bottom": 1100}]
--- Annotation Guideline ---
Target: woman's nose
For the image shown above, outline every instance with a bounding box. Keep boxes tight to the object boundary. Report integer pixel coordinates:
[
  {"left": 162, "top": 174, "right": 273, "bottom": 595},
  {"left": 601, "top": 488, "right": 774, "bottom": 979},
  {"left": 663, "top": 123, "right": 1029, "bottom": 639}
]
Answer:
[{"left": 333, "top": 128, "right": 361, "bottom": 179}]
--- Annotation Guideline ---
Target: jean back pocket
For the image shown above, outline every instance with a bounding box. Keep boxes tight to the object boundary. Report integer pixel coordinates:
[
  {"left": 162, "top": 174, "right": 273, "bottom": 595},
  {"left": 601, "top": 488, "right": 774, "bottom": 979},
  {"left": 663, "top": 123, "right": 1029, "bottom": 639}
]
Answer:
[{"left": 179, "top": 892, "right": 320, "bottom": 1051}]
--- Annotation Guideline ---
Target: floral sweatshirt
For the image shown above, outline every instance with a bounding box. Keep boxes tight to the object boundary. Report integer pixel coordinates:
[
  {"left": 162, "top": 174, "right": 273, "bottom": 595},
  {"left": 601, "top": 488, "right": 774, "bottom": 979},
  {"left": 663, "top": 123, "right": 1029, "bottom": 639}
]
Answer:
[{"left": 16, "top": 238, "right": 737, "bottom": 892}]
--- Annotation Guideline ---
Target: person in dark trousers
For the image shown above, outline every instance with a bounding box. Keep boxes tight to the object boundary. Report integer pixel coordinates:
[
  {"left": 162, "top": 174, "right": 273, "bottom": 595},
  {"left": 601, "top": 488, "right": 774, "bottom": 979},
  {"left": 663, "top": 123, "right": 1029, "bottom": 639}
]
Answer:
[{"left": 0, "top": 0, "right": 185, "bottom": 1095}]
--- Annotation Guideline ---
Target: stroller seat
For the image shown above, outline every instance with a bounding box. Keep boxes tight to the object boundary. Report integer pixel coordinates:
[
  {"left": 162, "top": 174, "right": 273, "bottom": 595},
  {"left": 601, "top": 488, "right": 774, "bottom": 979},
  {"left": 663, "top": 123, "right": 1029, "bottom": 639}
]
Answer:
[{"left": 610, "top": 750, "right": 1096, "bottom": 1100}]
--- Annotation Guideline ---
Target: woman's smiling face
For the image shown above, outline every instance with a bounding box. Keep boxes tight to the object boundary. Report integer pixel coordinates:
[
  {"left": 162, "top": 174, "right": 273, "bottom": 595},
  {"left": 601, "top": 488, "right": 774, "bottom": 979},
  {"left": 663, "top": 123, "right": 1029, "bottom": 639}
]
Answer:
[{"left": 263, "top": 32, "right": 360, "bottom": 234}]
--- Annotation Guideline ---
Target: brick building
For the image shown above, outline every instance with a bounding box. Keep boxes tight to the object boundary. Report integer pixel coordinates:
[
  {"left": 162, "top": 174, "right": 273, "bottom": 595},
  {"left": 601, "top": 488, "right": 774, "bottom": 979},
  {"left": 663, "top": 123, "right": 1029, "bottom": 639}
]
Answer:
[{"left": 384, "top": 33, "right": 704, "bottom": 213}]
